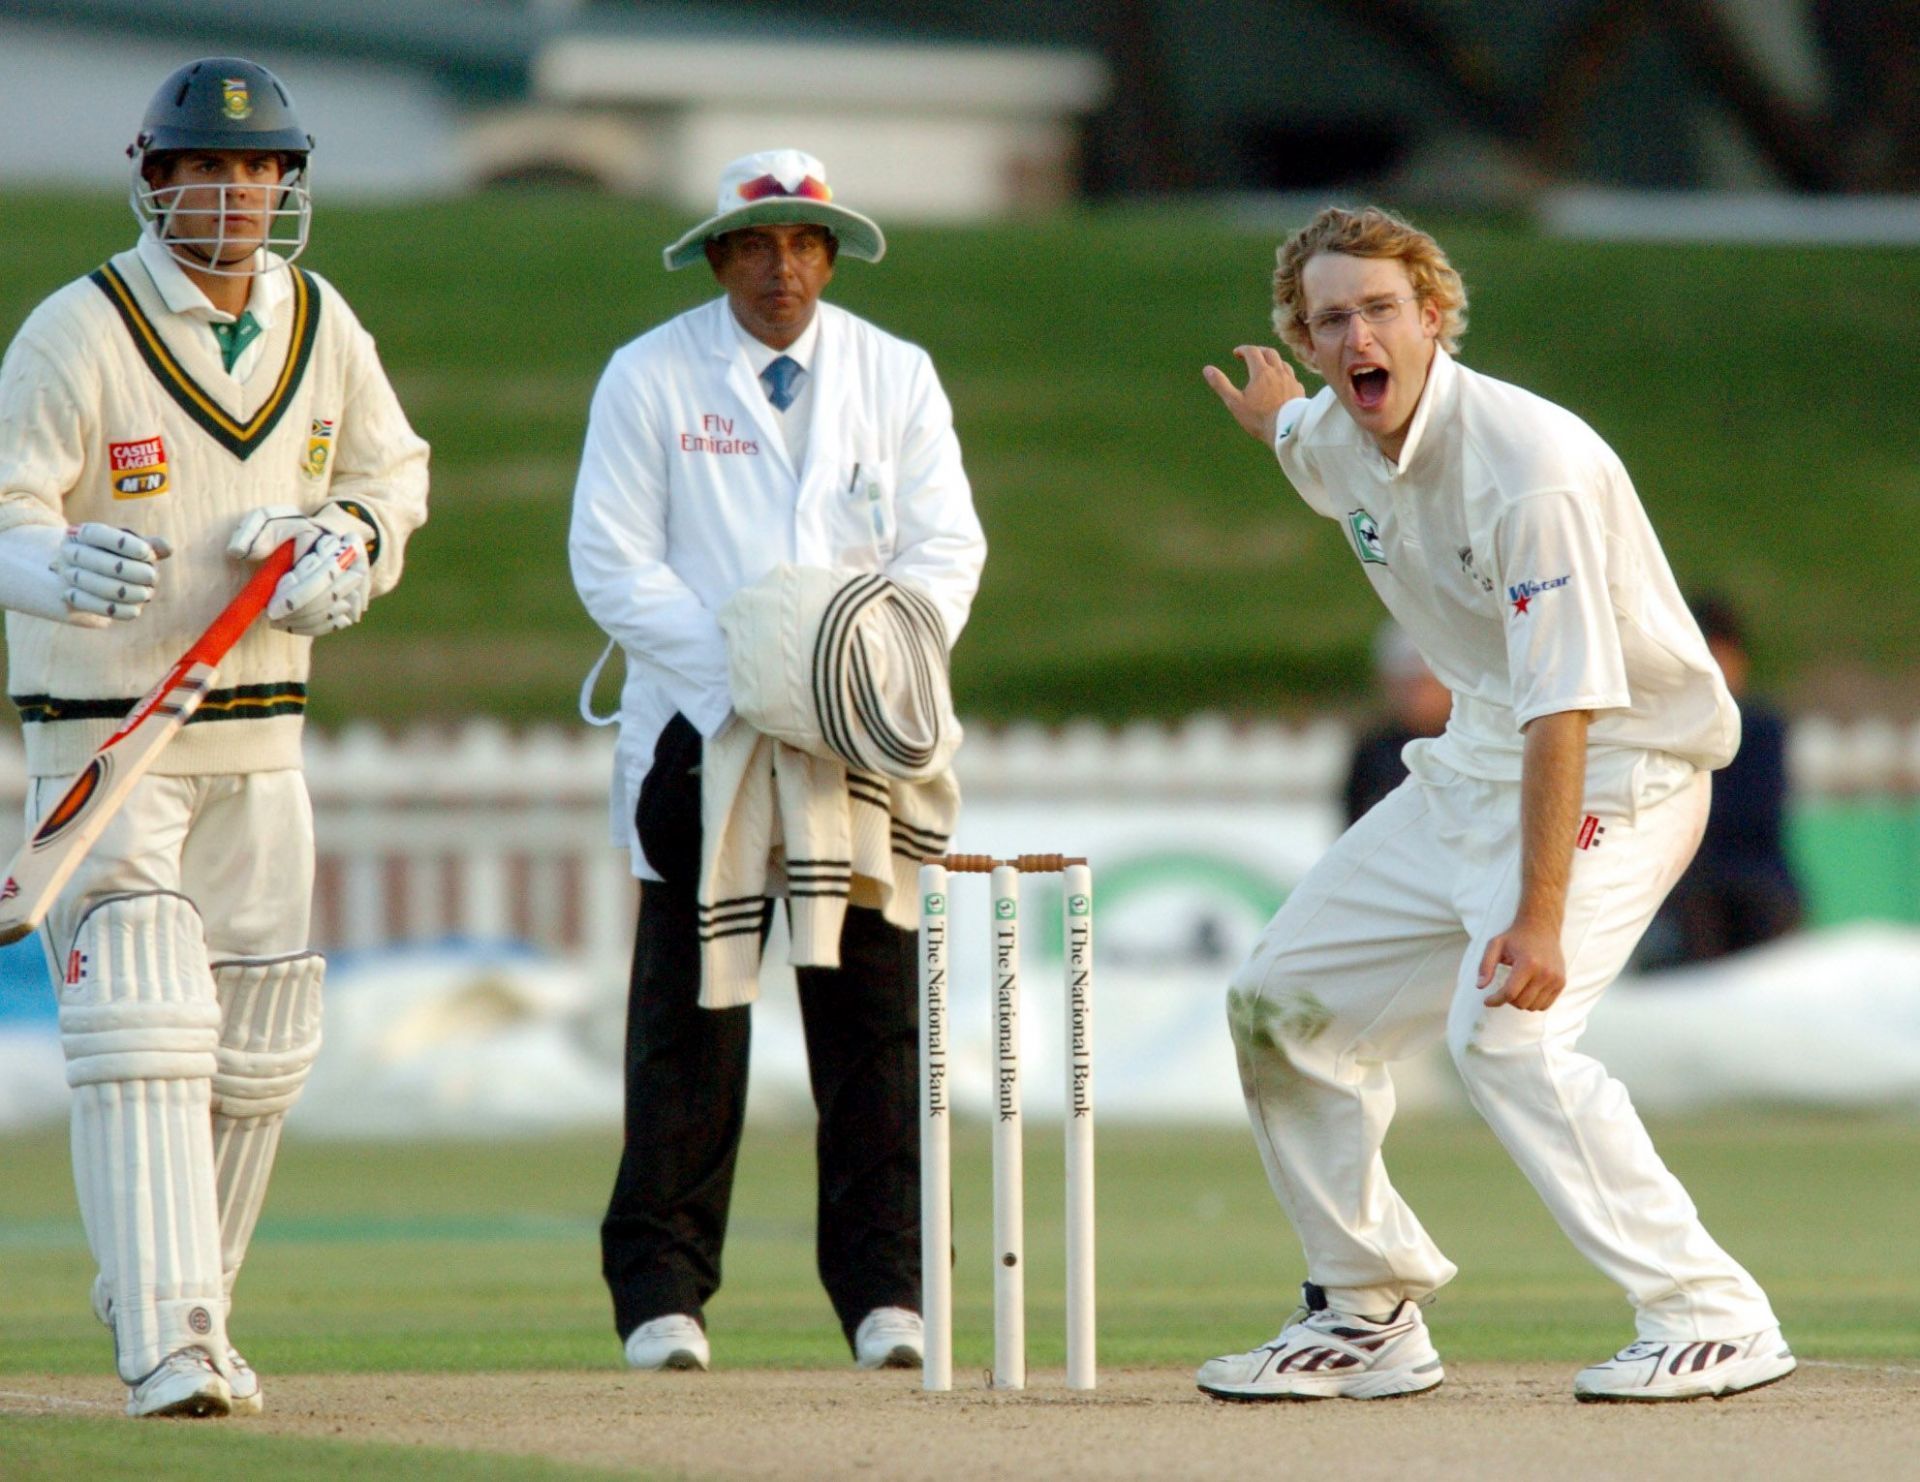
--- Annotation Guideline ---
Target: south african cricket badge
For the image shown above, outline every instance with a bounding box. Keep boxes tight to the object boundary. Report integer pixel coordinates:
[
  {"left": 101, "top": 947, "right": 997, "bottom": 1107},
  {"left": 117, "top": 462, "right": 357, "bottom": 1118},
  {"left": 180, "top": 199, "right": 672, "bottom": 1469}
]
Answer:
[
  {"left": 302, "top": 419, "right": 335, "bottom": 478},
  {"left": 221, "top": 78, "right": 253, "bottom": 119}
]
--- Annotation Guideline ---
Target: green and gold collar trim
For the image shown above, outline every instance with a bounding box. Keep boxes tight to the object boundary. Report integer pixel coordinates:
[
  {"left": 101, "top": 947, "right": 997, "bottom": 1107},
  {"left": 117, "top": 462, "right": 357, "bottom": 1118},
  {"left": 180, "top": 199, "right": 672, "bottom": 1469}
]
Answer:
[{"left": 90, "top": 261, "right": 321, "bottom": 460}]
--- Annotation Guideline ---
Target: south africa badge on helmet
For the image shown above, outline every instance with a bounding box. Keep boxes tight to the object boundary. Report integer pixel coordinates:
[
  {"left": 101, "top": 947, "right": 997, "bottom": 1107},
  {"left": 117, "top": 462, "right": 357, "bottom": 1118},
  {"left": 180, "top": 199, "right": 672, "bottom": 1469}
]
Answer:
[{"left": 221, "top": 77, "right": 253, "bottom": 120}]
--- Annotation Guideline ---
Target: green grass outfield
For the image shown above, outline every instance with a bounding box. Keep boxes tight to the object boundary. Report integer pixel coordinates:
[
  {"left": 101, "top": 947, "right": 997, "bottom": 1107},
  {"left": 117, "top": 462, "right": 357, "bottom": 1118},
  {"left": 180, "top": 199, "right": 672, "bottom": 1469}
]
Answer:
[
  {"left": 1, "top": 192, "right": 1915, "bottom": 725},
  {"left": 2, "top": 1113, "right": 1917, "bottom": 1476}
]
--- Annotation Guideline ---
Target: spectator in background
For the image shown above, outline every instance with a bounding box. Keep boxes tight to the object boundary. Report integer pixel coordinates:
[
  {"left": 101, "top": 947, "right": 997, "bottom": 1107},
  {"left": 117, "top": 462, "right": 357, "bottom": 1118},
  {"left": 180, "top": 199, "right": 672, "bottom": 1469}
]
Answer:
[
  {"left": 1638, "top": 595, "right": 1804, "bottom": 970},
  {"left": 1342, "top": 621, "right": 1453, "bottom": 825}
]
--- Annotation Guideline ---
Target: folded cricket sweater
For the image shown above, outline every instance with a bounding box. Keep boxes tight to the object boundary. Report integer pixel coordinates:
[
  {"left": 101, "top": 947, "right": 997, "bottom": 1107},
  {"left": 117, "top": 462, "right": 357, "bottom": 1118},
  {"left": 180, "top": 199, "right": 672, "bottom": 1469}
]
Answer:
[{"left": 696, "top": 565, "right": 962, "bottom": 1008}]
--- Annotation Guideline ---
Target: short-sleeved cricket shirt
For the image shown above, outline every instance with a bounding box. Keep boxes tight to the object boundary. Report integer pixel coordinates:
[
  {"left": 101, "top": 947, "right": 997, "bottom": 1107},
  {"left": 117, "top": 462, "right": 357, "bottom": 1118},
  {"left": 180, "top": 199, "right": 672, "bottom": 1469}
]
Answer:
[{"left": 1271, "top": 348, "right": 1738, "bottom": 802}]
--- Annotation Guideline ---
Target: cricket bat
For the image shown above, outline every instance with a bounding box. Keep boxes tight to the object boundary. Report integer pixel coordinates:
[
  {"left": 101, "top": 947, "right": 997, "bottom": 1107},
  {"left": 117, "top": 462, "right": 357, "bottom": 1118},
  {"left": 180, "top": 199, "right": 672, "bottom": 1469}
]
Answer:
[{"left": 0, "top": 540, "right": 297, "bottom": 946}]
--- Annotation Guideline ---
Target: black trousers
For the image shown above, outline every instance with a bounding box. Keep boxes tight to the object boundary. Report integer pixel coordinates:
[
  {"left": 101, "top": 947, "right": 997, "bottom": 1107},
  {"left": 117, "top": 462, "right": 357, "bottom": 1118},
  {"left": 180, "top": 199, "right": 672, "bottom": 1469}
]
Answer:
[{"left": 601, "top": 715, "right": 921, "bottom": 1348}]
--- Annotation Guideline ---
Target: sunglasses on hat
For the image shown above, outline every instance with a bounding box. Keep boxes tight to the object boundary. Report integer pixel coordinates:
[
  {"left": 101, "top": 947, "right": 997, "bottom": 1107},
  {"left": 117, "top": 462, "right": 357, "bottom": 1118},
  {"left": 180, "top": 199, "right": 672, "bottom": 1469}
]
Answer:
[{"left": 736, "top": 173, "right": 833, "bottom": 204}]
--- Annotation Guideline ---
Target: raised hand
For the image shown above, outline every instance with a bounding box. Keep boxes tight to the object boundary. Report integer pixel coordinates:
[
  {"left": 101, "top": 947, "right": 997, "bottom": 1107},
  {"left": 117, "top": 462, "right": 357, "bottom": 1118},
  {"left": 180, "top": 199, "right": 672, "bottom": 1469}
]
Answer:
[{"left": 1203, "top": 345, "right": 1305, "bottom": 444}]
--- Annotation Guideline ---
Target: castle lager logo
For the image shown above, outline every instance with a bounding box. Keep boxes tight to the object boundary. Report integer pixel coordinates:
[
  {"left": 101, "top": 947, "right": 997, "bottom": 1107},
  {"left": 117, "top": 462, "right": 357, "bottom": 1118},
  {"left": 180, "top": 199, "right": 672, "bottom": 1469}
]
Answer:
[{"left": 108, "top": 436, "right": 169, "bottom": 499}]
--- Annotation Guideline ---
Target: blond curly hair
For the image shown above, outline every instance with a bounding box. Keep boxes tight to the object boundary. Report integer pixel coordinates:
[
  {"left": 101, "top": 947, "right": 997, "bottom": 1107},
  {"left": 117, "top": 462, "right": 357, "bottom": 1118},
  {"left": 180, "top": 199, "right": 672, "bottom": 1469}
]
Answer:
[{"left": 1271, "top": 206, "right": 1468, "bottom": 361}]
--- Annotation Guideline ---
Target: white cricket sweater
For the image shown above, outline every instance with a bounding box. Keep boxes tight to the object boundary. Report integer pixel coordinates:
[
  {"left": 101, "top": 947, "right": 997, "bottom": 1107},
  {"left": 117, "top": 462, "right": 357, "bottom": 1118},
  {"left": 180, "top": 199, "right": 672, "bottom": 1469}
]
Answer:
[{"left": 0, "top": 241, "right": 429, "bottom": 777}]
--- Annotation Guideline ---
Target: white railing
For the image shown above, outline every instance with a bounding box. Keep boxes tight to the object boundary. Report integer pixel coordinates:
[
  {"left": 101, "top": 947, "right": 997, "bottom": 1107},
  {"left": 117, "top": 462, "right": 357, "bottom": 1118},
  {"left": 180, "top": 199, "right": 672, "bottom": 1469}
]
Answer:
[
  {"left": 1789, "top": 715, "right": 1920, "bottom": 796},
  {"left": 302, "top": 722, "right": 635, "bottom": 975},
  {"left": 2, "top": 714, "right": 1916, "bottom": 978}
]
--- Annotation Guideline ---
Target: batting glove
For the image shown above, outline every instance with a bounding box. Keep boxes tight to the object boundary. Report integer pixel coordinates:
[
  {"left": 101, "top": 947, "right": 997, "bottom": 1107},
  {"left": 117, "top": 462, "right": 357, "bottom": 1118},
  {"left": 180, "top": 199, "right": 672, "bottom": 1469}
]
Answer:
[
  {"left": 56, "top": 523, "right": 172, "bottom": 626},
  {"left": 268, "top": 530, "right": 370, "bottom": 636},
  {"left": 227, "top": 505, "right": 334, "bottom": 565}
]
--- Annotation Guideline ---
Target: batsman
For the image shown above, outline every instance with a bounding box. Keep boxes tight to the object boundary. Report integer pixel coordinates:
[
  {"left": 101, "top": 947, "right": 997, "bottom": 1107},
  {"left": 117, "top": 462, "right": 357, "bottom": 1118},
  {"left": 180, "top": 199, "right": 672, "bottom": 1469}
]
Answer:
[{"left": 0, "top": 59, "right": 427, "bottom": 1416}]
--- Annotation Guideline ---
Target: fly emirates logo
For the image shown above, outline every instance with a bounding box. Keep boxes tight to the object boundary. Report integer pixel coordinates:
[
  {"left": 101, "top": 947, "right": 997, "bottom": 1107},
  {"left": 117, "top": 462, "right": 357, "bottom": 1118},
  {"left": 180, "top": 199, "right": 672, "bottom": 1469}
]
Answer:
[{"left": 680, "top": 415, "right": 760, "bottom": 456}]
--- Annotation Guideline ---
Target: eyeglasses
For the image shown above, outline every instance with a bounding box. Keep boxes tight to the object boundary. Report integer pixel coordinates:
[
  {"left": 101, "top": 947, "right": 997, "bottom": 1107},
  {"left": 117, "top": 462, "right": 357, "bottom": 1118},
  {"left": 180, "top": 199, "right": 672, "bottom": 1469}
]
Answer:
[
  {"left": 736, "top": 173, "right": 833, "bottom": 203},
  {"left": 1302, "top": 295, "right": 1419, "bottom": 342}
]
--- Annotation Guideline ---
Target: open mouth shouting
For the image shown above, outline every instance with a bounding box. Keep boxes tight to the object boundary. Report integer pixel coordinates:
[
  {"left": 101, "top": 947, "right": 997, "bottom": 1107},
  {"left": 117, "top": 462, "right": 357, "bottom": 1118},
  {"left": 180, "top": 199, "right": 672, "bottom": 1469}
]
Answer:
[{"left": 1349, "top": 363, "right": 1390, "bottom": 413}]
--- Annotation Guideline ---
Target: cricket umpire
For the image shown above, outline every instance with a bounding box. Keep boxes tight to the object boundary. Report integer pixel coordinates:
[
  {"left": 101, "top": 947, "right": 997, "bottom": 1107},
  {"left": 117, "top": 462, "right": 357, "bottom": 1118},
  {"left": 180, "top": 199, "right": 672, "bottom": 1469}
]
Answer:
[
  {"left": 1196, "top": 206, "right": 1793, "bottom": 1403},
  {"left": 570, "top": 150, "right": 986, "bottom": 1371}
]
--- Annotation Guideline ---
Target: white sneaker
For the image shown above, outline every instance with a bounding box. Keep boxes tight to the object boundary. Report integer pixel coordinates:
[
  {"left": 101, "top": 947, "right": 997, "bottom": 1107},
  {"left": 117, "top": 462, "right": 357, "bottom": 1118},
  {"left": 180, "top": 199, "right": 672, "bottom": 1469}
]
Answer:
[
  {"left": 1574, "top": 1327, "right": 1796, "bottom": 1402},
  {"left": 853, "top": 1307, "right": 923, "bottom": 1370},
  {"left": 99, "top": 1274, "right": 265, "bottom": 1416},
  {"left": 623, "top": 1314, "right": 709, "bottom": 1371},
  {"left": 127, "top": 1348, "right": 232, "bottom": 1418},
  {"left": 225, "top": 1348, "right": 263, "bottom": 1416},
  {"left": 1196, "top": 1284, "right": 1444, "bottom": 1401}
]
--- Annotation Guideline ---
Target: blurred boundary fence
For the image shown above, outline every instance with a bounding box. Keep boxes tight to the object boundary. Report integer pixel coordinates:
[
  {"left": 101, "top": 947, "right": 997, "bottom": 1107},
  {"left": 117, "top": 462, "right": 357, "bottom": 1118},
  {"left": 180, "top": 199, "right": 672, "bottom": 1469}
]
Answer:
[{"left": 1, "top": 714, "right": 1917, "bottom": 983}]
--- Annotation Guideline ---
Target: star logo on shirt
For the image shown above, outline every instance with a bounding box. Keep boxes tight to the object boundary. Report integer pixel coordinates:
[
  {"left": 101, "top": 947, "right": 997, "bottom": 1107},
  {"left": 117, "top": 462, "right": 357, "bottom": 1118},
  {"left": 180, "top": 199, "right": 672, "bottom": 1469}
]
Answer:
[{"left": 1506, "top": 574, "right": 1571, "bottom": 617}]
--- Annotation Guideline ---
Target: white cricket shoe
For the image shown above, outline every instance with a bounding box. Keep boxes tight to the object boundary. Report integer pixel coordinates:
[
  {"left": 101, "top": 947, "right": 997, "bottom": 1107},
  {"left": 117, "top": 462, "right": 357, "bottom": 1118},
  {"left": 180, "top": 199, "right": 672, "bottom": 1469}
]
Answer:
[
  {"left": 1196, "top": 1284, "right": 1444, "bottom": 1401},
  {"left": 126, "top": 1348, "right": 232, "bottom": 1418},
  {"left": 225, "top": 1348, "right": 263, "bottom": 1416},
  {"left": 98, "top": 1275, "right": 265, "bottom": 1415},
  {"left": 853, "top": 1307, "right": 924, "bottom": 1370},
  {"left": 623, "top": 1314, "right": 709, "bottom": 1371},
  {"left": 1574, "top": 1328, "right": 1796, "bottom": 1402}
]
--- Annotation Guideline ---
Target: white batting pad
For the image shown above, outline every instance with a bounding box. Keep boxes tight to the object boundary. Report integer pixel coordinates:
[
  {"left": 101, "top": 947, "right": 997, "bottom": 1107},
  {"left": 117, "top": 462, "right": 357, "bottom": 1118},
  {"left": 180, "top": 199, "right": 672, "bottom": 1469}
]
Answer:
[
  {"left": 60, "top": 890, "right": 229, "bottom": 1384},
  {"left": 210, "top": 952, "right": 324, "bottom": 1294}
]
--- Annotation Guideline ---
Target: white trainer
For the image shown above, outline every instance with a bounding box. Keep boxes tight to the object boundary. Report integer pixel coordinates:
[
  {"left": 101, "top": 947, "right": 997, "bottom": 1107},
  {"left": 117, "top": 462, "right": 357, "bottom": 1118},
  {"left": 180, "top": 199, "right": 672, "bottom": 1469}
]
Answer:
[
  {"left": 853, "top": 1307, "right": 924, "bottom": 1370},
  {"left": 225, "top": 1348, "right": 263, "bottom": 1416},
  {"left": 1574, "top": 1328, "right": 1796, "bottom": 1402},
  {"left": 623, "top": 1314, "right": 710, "bottom": 1371},
  {"left": 127, "top": 1348, "right": 232, "bottom": 1418},
  {"left": 1196, "top": 1284, "right": 1444, "bottom": 1401}
]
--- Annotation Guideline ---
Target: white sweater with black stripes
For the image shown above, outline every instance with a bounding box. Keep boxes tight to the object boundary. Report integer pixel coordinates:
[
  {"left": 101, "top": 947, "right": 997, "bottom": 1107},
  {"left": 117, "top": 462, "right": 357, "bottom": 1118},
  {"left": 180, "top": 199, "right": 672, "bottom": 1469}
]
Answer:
[{"left": 0, "top": 242, "right": 428, "bottom": 777}]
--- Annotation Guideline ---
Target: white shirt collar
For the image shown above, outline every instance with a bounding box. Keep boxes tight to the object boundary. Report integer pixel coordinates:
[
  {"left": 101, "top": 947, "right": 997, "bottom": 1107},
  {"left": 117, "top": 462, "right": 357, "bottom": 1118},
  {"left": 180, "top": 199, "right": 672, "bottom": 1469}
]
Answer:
[
  {"left": 135, "top": 228, "right": 289, "bottom": 330},
  {"left": 732, "top": 307, "right": 821, "bottom": 376},
  {"left": 1386, "top": 344, "right": 1459, "bottom": 477}
]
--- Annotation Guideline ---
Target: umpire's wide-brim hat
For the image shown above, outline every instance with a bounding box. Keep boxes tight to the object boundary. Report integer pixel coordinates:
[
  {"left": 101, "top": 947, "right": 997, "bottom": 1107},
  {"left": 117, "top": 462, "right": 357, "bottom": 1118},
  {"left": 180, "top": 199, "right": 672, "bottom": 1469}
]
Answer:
[{"left": 662, "top": 149, "right": 885, "bottom": 271}]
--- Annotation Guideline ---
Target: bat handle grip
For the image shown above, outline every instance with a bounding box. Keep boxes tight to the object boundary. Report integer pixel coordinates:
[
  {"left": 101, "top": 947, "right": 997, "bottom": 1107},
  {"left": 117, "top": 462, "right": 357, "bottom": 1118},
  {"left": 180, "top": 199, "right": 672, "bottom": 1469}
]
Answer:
[{"left": 185, "top": 540, "right": 298, "bottom": 667}]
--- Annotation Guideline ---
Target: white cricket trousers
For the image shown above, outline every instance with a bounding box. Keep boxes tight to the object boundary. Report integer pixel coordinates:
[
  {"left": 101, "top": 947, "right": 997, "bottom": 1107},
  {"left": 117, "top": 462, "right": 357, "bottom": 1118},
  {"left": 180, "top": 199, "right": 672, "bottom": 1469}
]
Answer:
[
  {"left": 27, "top": 770, "right": 314, "bottom": 965},
  {"left": 1228, "top": 760, "right": 1777, "bottom": 1340}
]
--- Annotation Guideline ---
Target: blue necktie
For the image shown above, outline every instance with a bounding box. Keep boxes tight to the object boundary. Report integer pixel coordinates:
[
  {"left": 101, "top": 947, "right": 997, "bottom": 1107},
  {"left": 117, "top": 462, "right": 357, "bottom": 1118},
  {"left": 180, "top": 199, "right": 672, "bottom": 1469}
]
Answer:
[{"left": 761, "top": 355, "right": 803, "bottom": 412}]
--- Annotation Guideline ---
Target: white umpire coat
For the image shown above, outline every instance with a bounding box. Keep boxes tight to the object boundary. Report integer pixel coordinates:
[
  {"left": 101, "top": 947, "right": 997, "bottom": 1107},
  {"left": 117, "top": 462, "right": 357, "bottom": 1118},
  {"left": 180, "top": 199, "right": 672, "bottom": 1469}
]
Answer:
[{"left": 570, "top": 295, "right": 987, "bottom": 880}]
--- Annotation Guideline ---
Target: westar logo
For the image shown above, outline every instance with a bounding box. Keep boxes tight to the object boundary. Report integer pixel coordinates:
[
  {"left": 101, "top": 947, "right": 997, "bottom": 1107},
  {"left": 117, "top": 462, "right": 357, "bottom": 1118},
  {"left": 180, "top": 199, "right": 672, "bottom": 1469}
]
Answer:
[{"left": 1507, "top": 573, "right": 1571, "bottom": 615}]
